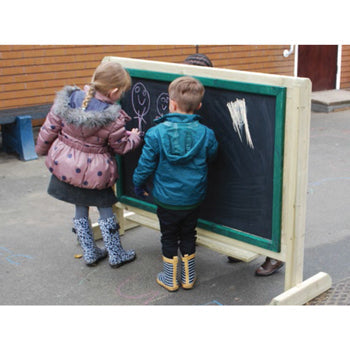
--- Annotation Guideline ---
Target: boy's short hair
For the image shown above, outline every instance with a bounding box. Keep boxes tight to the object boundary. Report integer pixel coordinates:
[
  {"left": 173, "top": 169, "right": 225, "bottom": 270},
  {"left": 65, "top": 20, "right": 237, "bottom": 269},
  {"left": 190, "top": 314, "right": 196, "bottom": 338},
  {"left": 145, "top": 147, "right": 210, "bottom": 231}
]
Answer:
[{"left": 168, "top": 76, "right": 205, "bottom": 113}]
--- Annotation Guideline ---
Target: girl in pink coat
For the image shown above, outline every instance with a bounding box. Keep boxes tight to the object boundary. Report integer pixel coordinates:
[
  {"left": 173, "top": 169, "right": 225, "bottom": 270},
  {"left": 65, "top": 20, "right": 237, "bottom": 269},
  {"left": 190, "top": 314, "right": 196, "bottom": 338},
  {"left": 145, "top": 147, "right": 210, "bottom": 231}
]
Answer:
[{"left": 35, "top": 61, "right": 142, "bottom": 268}]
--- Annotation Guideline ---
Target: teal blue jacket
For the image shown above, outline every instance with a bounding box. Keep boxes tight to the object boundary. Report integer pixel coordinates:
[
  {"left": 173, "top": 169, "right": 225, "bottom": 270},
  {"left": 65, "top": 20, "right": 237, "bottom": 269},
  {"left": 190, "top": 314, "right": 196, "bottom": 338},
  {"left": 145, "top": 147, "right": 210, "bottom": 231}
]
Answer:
[{"left": 133, "top": 113, "right": 218, "bottom": 209}]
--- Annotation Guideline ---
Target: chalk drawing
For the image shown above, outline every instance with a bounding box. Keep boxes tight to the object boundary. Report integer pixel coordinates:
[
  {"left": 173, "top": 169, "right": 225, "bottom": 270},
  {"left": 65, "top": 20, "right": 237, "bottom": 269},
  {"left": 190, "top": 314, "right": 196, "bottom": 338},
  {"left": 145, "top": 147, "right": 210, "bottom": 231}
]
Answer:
[
  {"left": 156, "top": 92, "right": 169, "bottom": 117},
  {"left": 131, "top": 82, "right": 150, "bottom": 133},
  {"left": 309, "top": 177, "right": 350, "bottom": 187},
  {"left": 0, "top": 246, "right": 33, "bottom": 265},
  {"left": 227, "top": 98, "right": 254, "bottom": 149},
  {"left": 116, "top": 274, "right": 166, "bottom": 305},
  {"left": 204, "top": 300, "right": 224, "bottom": 305},
  {"left": 78, "top": 269, "right": 98, "bottom": 286},
  {"left": 308, "top": 176, "right": 350, "bottom": 194}
]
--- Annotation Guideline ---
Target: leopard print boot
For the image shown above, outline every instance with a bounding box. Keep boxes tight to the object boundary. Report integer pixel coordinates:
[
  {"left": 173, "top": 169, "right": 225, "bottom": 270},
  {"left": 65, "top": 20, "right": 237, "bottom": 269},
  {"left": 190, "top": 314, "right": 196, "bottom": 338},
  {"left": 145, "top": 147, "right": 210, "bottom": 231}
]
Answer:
[
  {"left": 73, "top": 216, "right": 107, "bottom": 266},
  {"left": 98, "top": 216, "right": 136, "bottom": 268}
]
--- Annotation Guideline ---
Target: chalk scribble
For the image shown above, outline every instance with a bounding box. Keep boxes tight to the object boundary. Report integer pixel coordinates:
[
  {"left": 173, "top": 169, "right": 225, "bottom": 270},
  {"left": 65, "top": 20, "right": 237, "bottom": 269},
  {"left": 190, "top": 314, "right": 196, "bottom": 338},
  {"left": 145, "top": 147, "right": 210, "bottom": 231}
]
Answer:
[{"left": 227, "top": 98, "right": 254, "bottom": 149}]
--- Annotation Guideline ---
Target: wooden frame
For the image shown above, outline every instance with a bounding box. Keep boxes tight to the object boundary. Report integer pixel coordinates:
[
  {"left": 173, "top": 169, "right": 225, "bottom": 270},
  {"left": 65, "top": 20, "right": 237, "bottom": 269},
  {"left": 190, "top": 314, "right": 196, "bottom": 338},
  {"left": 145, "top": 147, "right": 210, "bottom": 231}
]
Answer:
[{"left": 92, "top": 56, "right": 331, "bottom": 304}]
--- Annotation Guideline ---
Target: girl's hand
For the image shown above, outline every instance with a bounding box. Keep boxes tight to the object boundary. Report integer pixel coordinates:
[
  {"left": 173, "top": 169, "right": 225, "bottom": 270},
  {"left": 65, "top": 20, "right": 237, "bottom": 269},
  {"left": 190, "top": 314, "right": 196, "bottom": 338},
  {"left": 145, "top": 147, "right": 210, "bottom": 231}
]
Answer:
[
  {"left": 126, "top": 128, "right": 144, "bottom": 137},
  {"left": 131, "top": 128, "right": 141, "bottom": 136}
]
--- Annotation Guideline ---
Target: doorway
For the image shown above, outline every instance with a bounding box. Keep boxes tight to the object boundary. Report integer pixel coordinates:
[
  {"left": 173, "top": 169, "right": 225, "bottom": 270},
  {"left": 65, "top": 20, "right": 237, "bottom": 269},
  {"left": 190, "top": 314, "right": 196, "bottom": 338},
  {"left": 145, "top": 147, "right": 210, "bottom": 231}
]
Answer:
[{"left": 297, "top": 45, "right": 338, "bottom": 91}]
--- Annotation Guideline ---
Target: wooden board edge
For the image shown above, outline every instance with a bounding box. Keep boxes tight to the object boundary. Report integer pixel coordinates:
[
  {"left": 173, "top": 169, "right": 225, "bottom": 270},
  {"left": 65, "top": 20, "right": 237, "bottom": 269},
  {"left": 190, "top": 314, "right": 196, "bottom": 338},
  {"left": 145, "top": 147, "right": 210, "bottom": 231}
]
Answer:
[{"left": 269, "top": 272, "right": 332, "bottom": 305}]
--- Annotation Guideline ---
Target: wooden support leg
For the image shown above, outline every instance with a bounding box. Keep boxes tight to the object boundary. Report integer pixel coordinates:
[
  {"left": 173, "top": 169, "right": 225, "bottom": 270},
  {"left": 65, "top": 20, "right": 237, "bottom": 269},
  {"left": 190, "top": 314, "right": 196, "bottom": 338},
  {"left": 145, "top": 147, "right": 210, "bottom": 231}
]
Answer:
[
  {"left": 91, "top": 220, "right": 102, "bottom": 241},
  {"left": 283, "top": 78, "right": 312, "bottom": 291},
  {"left": 92, "top": 203, "right": 140, "bottom": 240},
  {"left": 270, "top": 272, "right": 332, "bottom": 305}
]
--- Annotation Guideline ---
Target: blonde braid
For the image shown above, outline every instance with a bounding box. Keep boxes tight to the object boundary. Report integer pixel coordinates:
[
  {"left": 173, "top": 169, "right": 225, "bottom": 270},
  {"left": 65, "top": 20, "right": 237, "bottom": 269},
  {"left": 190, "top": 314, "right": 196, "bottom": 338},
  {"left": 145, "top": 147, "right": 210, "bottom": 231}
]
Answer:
[
  {"left": 81, "top": 83, "right": 96, "bottom": 110},
  {"left": 81, "top": 62, "right": 131, "bottom": 111}
]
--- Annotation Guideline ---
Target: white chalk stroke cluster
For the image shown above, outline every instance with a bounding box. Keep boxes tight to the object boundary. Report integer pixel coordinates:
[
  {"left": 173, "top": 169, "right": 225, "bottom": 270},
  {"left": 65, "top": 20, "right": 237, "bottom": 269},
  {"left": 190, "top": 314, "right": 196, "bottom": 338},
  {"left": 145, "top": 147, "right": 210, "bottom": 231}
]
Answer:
[
  {"left": 131, "top": 82, "right": 169, "bottom": 133},
  {"left": 227, "top": 98, "right": 254, "bottom": 149}
]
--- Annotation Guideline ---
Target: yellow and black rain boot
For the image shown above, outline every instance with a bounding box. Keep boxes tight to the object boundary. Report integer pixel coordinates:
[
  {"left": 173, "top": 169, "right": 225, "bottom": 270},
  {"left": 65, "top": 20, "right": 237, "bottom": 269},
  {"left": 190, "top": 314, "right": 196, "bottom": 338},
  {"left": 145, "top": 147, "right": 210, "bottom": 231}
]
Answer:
[
  {"left": 181, "top": 253, "right": 196, "bottom": 289},
  {"left": 156, "top": 256, "right": 179, "bottom": 292}
]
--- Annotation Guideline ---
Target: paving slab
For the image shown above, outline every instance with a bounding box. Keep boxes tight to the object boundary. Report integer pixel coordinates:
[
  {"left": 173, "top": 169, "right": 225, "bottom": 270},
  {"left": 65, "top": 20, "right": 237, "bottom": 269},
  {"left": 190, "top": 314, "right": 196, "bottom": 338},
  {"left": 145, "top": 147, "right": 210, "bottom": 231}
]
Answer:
[{"left": 312, "top": 89, "right": 350, "bottom": 112}]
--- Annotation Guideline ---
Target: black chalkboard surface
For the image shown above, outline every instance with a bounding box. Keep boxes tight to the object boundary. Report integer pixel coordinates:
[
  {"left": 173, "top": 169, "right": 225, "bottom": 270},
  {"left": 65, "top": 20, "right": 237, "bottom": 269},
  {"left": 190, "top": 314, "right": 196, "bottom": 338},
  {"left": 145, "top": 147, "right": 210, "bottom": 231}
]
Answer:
[{"left": 117, "top": 68, "right": 286, "bottom": 252}]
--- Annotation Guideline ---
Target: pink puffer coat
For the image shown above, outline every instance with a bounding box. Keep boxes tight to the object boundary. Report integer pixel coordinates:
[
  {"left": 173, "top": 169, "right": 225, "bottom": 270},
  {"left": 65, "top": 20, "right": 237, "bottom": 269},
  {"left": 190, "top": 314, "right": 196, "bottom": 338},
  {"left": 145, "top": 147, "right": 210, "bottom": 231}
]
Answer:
[{"left": 35, "top": 86, "right": 141, "bottom": 190}]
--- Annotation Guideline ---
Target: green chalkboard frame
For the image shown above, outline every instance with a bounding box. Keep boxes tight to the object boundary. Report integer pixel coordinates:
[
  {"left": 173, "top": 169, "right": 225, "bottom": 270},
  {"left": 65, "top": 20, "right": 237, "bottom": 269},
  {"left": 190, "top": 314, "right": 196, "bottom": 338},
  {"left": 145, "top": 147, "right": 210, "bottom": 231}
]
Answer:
[{"left": 116, "top": 68, "right": 286, "bottom": 252}]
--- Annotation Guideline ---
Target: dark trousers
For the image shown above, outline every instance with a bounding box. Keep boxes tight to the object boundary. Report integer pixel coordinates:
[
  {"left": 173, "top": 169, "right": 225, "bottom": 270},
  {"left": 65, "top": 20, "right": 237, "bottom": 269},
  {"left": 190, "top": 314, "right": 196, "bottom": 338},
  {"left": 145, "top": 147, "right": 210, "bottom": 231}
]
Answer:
[{"left": 156, "top": 205, "right": 200, "bottom": 259}]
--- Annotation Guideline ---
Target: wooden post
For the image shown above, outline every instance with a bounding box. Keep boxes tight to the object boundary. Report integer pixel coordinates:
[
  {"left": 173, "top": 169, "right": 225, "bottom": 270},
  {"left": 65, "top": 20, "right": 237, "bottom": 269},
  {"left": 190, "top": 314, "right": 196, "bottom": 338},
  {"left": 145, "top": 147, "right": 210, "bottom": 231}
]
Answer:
[{"left": 283, "top": 78, "right": 312, "bottom": 290}]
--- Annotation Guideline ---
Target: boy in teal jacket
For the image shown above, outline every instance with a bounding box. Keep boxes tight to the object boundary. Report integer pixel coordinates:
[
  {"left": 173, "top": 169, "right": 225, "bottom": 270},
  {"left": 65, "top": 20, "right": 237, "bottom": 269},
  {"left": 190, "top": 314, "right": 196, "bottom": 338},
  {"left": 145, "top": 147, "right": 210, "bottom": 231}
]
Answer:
[{"left": 133, "top": 76, "right": 218, "bottom": 291}]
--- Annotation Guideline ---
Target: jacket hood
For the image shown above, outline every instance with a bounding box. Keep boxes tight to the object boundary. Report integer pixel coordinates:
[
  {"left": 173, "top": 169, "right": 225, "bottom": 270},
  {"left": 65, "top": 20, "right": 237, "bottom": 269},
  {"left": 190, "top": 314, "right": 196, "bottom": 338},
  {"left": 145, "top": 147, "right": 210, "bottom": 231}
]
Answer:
[
  {"left": 157, "top": 113, "right": 206, "bottom": 164},
  {"left": 52, "top": 86, "right": 122, "bottom": 128}
]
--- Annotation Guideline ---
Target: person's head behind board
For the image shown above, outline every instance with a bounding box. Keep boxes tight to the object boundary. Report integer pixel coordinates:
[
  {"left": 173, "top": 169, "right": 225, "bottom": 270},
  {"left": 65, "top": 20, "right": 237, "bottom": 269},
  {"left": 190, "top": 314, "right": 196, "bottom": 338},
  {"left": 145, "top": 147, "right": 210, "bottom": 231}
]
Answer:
[
  {"left": 184, "top": 53, "right": 213, "bottom": 67},
  {"left": 82, "top": 61, "right": 131, "bottom": 110},
  {"left": 168, "top": 76, "right": 205, "bottom": 114}
]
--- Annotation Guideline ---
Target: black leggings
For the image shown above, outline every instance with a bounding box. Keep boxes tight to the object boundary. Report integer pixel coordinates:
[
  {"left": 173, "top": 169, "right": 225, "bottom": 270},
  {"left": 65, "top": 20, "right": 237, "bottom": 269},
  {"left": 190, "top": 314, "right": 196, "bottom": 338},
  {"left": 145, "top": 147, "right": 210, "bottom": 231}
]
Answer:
[{"left": 157, "top": 206, "right": 200, "bottom": 258}]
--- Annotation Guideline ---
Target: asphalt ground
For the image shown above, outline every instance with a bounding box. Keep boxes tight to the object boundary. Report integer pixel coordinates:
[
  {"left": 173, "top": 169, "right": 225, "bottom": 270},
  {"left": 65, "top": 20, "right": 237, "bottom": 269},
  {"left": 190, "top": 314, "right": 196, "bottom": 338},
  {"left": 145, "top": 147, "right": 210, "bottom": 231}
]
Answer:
[{"left": 1, "top": 109, "right": 350, "bottom": 347}]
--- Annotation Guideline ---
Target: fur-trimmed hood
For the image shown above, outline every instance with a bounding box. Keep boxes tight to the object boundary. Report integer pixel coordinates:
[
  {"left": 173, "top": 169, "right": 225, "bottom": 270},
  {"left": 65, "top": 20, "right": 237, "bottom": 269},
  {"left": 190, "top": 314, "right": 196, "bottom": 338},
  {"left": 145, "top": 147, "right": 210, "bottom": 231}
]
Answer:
[
  {"left": 52, "top": 85, "right": 123, "bottom": 128},
  {"left": 35, "top": 85, "right": 142, "bottom": 190}
]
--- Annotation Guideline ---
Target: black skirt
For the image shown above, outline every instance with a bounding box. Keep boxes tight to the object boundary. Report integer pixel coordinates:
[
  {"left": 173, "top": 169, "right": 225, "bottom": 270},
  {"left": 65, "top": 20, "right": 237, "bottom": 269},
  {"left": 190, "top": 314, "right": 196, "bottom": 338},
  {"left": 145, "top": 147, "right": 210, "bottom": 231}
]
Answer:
[{"left": 47, "top": 175, "right": 117, "bottom": 207}]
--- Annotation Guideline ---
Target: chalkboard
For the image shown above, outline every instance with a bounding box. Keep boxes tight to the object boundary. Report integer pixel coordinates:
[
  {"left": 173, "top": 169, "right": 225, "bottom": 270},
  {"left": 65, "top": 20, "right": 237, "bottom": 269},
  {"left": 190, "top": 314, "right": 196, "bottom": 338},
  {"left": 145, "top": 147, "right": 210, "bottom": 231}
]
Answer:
[{"left": 117, "top": 68, "right": 286, "bottom": 252}]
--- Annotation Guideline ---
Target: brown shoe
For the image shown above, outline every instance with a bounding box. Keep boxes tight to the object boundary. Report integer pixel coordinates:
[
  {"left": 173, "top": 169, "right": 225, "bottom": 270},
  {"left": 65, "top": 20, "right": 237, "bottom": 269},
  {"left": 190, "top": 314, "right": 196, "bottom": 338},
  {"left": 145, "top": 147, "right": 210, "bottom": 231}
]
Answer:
[{"left": 255, "top": 257, "right": 284, "bottom": 276}]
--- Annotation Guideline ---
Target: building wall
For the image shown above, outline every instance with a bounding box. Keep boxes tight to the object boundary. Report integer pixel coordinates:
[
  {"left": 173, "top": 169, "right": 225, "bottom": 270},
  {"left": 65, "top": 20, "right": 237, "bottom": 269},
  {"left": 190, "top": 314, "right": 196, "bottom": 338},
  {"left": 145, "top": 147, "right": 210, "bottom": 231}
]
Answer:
[
  {"left": 0, "top": 45, "right": 294, "bottom": 113},
  {"left": 341, "top": 45, "right": 350, "bottom": 90},
  {"left": 0, "top": 45, "right": 193, "bottom": 110},
  {"left": 199, "top": 45, "right": 294, "bottom": 76}
]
